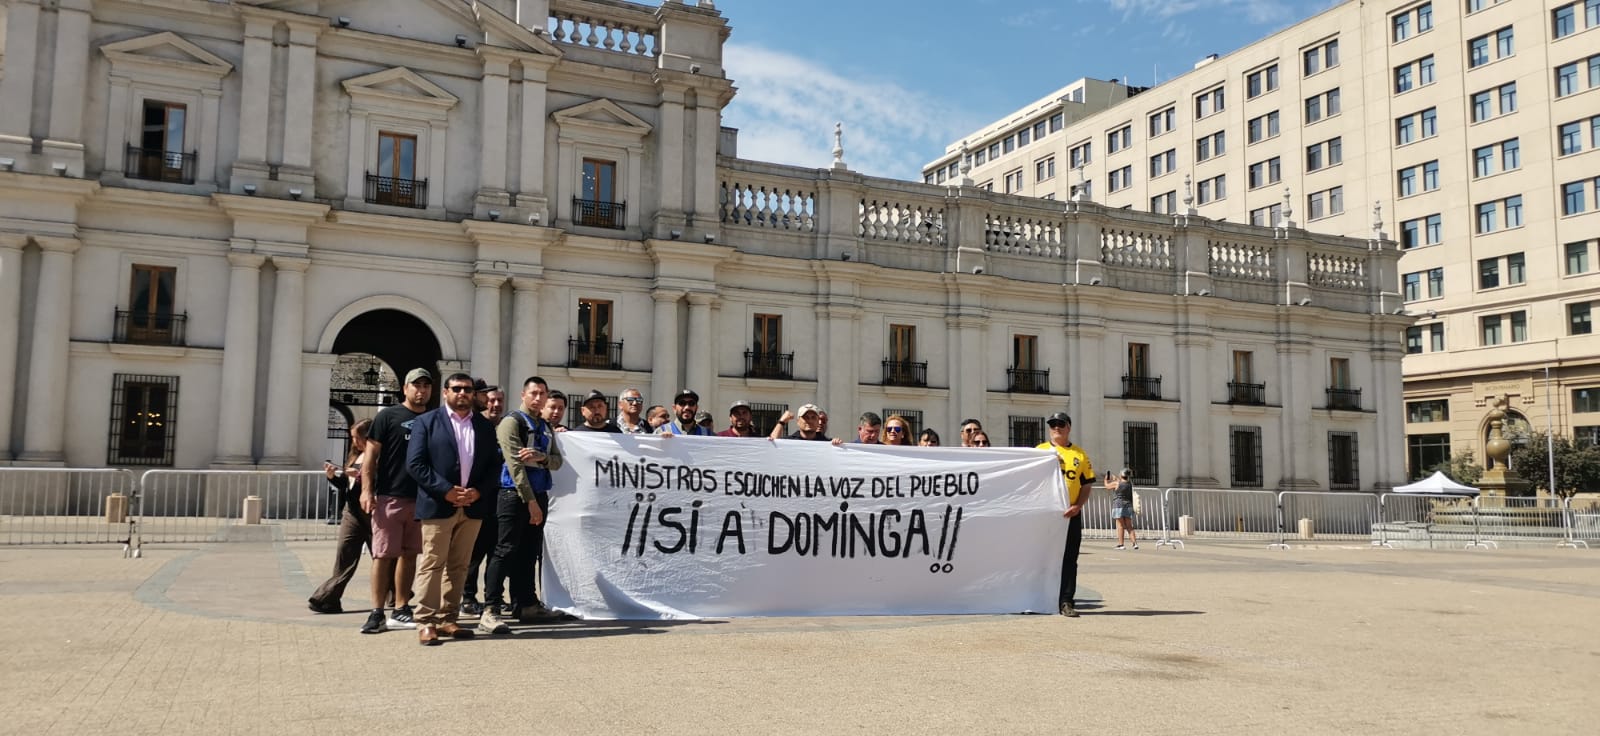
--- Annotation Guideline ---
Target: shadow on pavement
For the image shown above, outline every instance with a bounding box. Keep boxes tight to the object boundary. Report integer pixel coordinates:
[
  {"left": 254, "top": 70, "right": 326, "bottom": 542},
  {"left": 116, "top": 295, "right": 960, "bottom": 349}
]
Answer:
[{"left": 1084, "top": 609, "right": 1205, "bottom": 617}]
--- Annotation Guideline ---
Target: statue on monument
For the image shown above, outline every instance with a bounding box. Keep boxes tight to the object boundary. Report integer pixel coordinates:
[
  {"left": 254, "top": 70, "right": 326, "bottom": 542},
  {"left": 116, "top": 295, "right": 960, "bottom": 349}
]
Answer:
[{"left": 1478, "top": 393, "right": 1531, "bottom": 498}]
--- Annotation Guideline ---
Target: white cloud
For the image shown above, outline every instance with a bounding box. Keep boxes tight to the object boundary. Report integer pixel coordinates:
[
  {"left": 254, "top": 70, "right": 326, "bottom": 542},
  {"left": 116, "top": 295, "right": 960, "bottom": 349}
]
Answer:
[
  {"left": 721, "top": 43, "right": 980, "bottom": 181},
  {"left": 1104, "top": 0, "right": 1308, "bottom": 25}
]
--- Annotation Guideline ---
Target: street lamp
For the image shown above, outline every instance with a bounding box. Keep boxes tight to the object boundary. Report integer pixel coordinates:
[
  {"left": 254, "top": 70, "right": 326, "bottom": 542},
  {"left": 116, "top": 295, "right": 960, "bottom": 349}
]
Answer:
[
  {"left": 363, "top": 363, "right": 380, "bottom": 386},
  {"left": 1539, "top": 366, "right": 1557, "bottom": 496}
]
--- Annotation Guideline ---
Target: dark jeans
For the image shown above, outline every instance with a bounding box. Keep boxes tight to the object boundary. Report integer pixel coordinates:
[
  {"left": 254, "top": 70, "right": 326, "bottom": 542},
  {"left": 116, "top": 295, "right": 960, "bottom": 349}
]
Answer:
[
  {"left": 1059, "top": 513, "right": 1084, "bottom": 606},
  {"left": 462, "top": 509, "right": 498, "bottom": 601},
  {"left": 484, "top": 490, "right": 548, "bottom": 610},
  {"left": 309, "top": 502, "right": 371, "bottom": 608}
]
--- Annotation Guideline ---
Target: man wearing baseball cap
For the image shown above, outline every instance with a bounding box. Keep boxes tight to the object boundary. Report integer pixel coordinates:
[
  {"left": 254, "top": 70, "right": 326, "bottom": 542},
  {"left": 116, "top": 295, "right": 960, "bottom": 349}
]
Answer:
[
  {"left": 356, "top": 366, "right": 433, "bottom": 634},
  {"left": 1037, "top": 411, "right": 1095, "bottom": 617},
  {"left": 572, "top": 390, "right": 622, "bottom": 433},
  {"left": 655, "top": 389, "right": 715, "bottom": 435},
  {"left": 770, "top": 403, "right": 839, "bottom": 443},
  {"left": 717, "top": 400, "right": 759, "bottom": 437}
]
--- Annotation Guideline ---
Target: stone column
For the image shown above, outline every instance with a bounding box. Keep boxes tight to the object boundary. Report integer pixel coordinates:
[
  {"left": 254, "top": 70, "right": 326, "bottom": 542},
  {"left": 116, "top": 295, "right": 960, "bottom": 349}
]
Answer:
[
  {"left": 261, "top": 257, "right": 310, "bottom": 463},
  {"left": 684, "top": 292, "right": 714, "bottom": 396},
  {"left": 213, "top": 252, "right": 266, "bottom": 465},
  {"left": 1277, "top": 340, "right": 1318, "bottom": 489},
  {"left": 517, "top": 71, "right": 549, "bottom": 214},
  {"left": 1069, "top": 321, "right": 1108, "bottom": 447},
  {"left": 1174, "top": 331, "right": 1217, "bottom": 487},
  {"left": 653, "top": 92, "right": 686, "bottom": 235},
  {"left": 235, "top": 22, "right": 274, "bottom": 165},
  {"left": 1370, "top": 344, "right": 1405, "bottom": 490},
  {"left": 298, "top": 353, "right": 339, "bottom": 465},
  {"left": 691, "top": 103, "right": 720, "bottom": 231},
  {"left": 281, "top": 27, "right": 319, "bottom": 171},
  {"left": 0, "top": 1, "right": 41, "bottom": 146},
  {"left": 471, "top": 274, "right": 506, "bottom": 385},
  {"left": 950, "top": 315, "right": 986, "bottom": 425},
  {"left": 650, "top": 289, "right": 683, "bottom": 403},
  {"left": 479, "top": 56, "right": 511, "bottom": 195},
  {"left": 508, "top": 278, "right": 542, "bottom": 387},
  {"left": 0, "top": 236, "right": 25, "bottom": 460},
  {"left": 45, "top": 0, "right": 92, "bottom": 148},
  {"left": 18, "top": 237, "right": 80, "bottom": 462}
]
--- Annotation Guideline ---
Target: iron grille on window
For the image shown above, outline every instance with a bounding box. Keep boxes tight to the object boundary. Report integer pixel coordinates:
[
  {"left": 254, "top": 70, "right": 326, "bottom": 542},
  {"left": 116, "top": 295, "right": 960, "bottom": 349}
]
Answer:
[
  {"left": 1007, "top": 367, "right": 1050, "bottom": 393},
  {"left": 745, "top": 350, "right": 794, "bottom": 380},
  {"left": 113, "top": 309, "right": 187, "bottom": 346},
  {"left": 573, "top": 197, "right": 626, "bottom": 229},
  {"left": 1123, "top": 421, "right": 1159, "bottom": 485},
  {"left": 880, "top": 408, "right": 924, "bottom": 438},
  {"left": 1326, "top": 387, "right": 1362, "bottom": 411},
  {"left": 1229, "top": 426, "right": 1263, "bottom": 487},
  {"left": 1122, "top": 375, "right": 1162, "bottom": 400},
  {"left": 1329, "top": 431, "right": 1359, "bottom": 490},
  {"left": 566, "top": 392, "right": 615, "bottom": 428},
  {"left": 882, "top": 360, "right": 928, "bottom": 387},
  {"left": 124, "top": 145, "right": 197, "bottom": 184},
  {"left": 1009, "top": 415, "right": 1045, "bottom": 448},
  {"left": 567, "top": 338, "right": 623, "bottom": 370},
  {"left": 749, "top": 402, "right": 788, "bottom": 438},
  {"left": 1227, "top": 381, "right": 1267, "bottom": 405},
  {"left": 108, "top": 373, "right": 178, "bottom": 466},
  {"left": 365, "top": 173, "right": 428, "bottom": 208}
]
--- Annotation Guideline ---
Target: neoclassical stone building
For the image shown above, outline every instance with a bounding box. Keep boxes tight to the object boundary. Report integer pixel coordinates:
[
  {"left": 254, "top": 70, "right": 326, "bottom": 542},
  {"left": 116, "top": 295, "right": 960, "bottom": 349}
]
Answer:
[{"left": 0, "top": 0, "right": 1408, "bottom": 490}]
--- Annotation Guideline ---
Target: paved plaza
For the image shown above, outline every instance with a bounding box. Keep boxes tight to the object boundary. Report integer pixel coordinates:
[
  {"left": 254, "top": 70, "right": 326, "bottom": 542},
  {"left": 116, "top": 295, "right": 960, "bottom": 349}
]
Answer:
[{"left": 1, "top": 539, "right": 1596, "bottom": 735}]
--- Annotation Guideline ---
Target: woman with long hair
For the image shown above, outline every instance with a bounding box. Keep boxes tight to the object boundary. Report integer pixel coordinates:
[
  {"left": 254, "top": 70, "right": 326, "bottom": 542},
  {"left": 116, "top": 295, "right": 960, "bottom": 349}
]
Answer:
[
  {"left": 918, "top": 428, "right": 941, "bottom": 447},
  {"left": 881, "top": 415, "right": 914, "bottom": 445},
  {"left": 309, "top": 418, "right": 374, "bottom": 614}
]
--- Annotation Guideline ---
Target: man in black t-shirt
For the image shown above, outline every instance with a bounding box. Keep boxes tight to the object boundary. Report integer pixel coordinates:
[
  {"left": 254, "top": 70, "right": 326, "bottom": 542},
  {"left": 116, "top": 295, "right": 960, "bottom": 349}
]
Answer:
[
  {"left": 357, "top": 367, "right": 432, "bottom": 635},
  {"left": 572, "top": 390, "right": 622, "bottom": 432}
]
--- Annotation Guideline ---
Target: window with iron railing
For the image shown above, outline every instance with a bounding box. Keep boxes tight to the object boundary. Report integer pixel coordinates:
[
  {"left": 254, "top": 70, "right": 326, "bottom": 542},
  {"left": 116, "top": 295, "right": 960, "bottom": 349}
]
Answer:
[
  {"left": 745, "top": 350, "right": 794, "bottom": 380},
  {"left": 368, "top": 131, "right": 426, "bottom": 207},
  {"left": 1230, "top": 426, "right": 1263, "bottom": 487},
  {"left": 573, "top": 197, "right": 626, "bottom": 229},
  {"left": 1227, "top": 381, "right": 1267, "bottom": 405},
  {"left": 365, "top": 173, "right": 428, "bottom": 208},
  {"left": 567, "top": 338, "right": 623, "bottom": 370},
  {"left": 1122, "top": 375, "right": 1162, "bottom": 400},
  {"left": 1009, "top": 415, "right": 1045, "bottom": 448},
  {"left": 1326, "top": 387, "right": 1363, "bottom": 411},
  {"left": 749, "top": 402, "right": 788, "bottom": 438},
  {"left": 109, "top": 374, "right": 178, "bottom": 466},
  {"left": 1329, "top": 431, "right": 1359, "bottom": 490},
  {"left": 120, "top": 265, "right": 183, "bottom": 345},
  {"left": 129, "top": 101, "right": 195, "bottom": 183},
  {"left": 881, "top": 408, "right": 924, "bottom": 438},
  {"left": 1007, "top": 367, "right": 1049, "bottom": 393},
  {"left": 882, "top": 360, "right": 928, "bottom": 387},
  {"left": 1123, "top": 421, "right": 1159, "bottom": 485},
  {"left": 114, "top": 310, "right": 187, "bottom": 346}
]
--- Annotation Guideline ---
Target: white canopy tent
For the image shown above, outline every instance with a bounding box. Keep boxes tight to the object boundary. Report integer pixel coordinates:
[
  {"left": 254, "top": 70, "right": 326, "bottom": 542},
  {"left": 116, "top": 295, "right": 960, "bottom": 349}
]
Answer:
[{"left": 1392, "top": 471, "right": 1480, "bottom": 497}]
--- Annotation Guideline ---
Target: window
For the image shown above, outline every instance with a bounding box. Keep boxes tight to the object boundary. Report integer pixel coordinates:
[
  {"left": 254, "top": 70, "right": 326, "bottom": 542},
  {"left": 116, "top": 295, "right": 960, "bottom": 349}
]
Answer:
[
  {"left": 573, "top": 298, "right": 613, "bottom": 366},
  {"left": 1404, "top": 272, "right": 1422, "bottom": 301},
  {"left": 1560, "top": 120, "right": 1586, "bottom": 155},
  {"left": 1128, "top": 342, "right": 1151, "bottom": 379},
  {"left": 1033, "top": 121, "right": 1047, "bottom": 140},
  {"left": 1481, "top": 314, "right": 1502, "bottom": 345},
  {"left": 125, "top": 264, "right": 178, "bottom": 344},
  {"left": 1556, "top": 61, "right": 1581, "bottom": 96},
  {"left": 1247, "top": 111, "right": 1280, "bottom": 143},
  {"left": 1230, "top": 426, "right": 1263, "bottom": 488},
  {"left": 1306, "top": 138, "right": 1342, "bottom": 171},
  {"left": 1149, "top": 149, "right": 1177, "bottom": 178},
  {"left": 1148, "top": 107, "right": 1176, "bottom": 137},
  {"left": 1400, "top": 214, "right": 1443, "bottom": 248},
  {"left": 1398, "top": 162, "right": 1437, "bottom": 197},
  {"left": 1468, "top": 28, "right": 1513, "bottom": 68},
  {"left": 1569, "top": 241, "right": 1592, "bottom": 274},
  {"left": 1570, "top": 302, "right": 1593, "bottom": 335},
  {"left": 109, "top": 374, "right": 179, "bottom": 466},
  {"left": 1150, "top": 191, "right": 1176, "bottom": 214},
  {"left": 1469, "top": 36, "right": 1490, "bottom": 67},
  {"left": 1304, "top": 38, "right": 1339, "bottom": 76},
  {"left": 1018, "top": 128, "right": 1031, "bottom": 146},
  {"left": 1195, "top": 86, "right": 1225, "bottom": 118},
  {"left": 1013, "top": 334, "right": 1038, "bottom": 372},
  {"left": 1407, "top": 433, "right": 1452, "bottom": 479},
  {"left": 1003, "top": 136, "right": 1015, "bottom": 154},
  {"left": 1248, "top": 157, "right": 1281, "bottom": 189},
  {"left": 1107, "top": 125, "right": 1132, "bottom": 153},
  {"left": 1329, "top": 432, "right": 1359, "bottom": 490},
  {"left": 1069, "top": 180, "right": 1092, "bottom": 200},
  {"left": 1395, "top": 55, "right": 1436, "bottom": 92},
  {"left": 1406, "top": 323, "right": 1446, "bottom": 353},
  {"left": 1576, "top": 387, "right": 1600, "bottom": 413},
  {"left": 753, "top": 313, "right": 783, "bottom": 357},
  {"left": 973, "top": 149, "right": 986, "bottom": 166},
  {"left": 1580, "top": 426, "right": 1600, "bottom": 447},
  {"left": 1232, "top": 350, "right": 1254, "bottom": 384},
  {"left": 1123, "top": 422, "right": 1159, "bottom": 485},
  {"left": 1069, "top": 141, "right": 1092, "bottom": 169},
  {"left": 1197, "top": 175, "right": 1226, "bottom": 204},
  {"left": 1563, "top": 180, "right": 1589, "bottom": 215},
  {"left": 1508, "top": 252, "right": 1526, "bottom": 283},
  {"left": 1502, "top": 139, "right": 1520, "bottom": 171},
  {"left": 1246, "top": 64, "right": 1279, "bottom": 98},
  {"left": 1108, "top": 165, "right": 1133, "bottom": 192},
  {"left": 129, "top": 100, "right": 192, "bottom": 183},
  {"left": 1471, "top": 90, "right": 1493, "bottom": 123},
  {"left": 1035, "top": 157, "right": 1056, "bottom": 182},
  {"left": 1473, "top": 144, "right": 1494, "bottom": 177},
  {"left": 1498, "top": 82, "right": 1517, "bottom": 113},
  {"left": 1590, "top": 0, "right": 1600, "bottom": 27},
  {"left": 1196, "top": 130, "right": 1226, "bottom": 161},
  {"left": 1427, "top": 267, "right": 1444, "bottom": 298},
  {"left": 1394, "top": 11, "right": 1412, "bottom": 42},
  {"left": 1407, "top": 400, "right": 1450, "bottom": 423},
  {"left": 889, "top": 324, "right": 915, "bottom": 363},
  {"left": 1505, "top": 196, "right": 1523, "bottom": 228},
  {"left": 1304, "top": 89, "right": 1340, "bottom": 123},
  {"left": 1050, "top": 113, "right": 1064, "bottom": 132},
  {"left": 1397, "top": 114, "right": 1416, "bottom": 144},
  {"left": 1307, "top": 186, "right": 1343, "bottom": 220},
  {"left": 988, "top": 142, "right": 1000, "bottom": 159},
  {"left": 1497, "top": 26, "right": 1515, "bottom": 58},
  {"left": 1004, "top": 169, "right": 1025, "bottom": 194},
  {"left": 1479, "top": 256, "right": 1500, "bottom": 287},
  {"left": 1008, "top": 416, "right": 1045, "bottom": 448},
  {"left": 1481, "top": 311, "right": 1528, "bottom": 345},
  {"left": 1249, "top": 204, "right": 1282, "bottom": 226},
  {"left": 1555, "top": 4, "right": 1577, "bottom": 38}
]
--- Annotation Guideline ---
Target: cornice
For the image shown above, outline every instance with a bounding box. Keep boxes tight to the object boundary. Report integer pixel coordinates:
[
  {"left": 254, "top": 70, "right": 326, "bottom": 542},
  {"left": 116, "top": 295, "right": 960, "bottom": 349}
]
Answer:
[{"left": 211, "top": 194, "right": 330, "bottom": 225}]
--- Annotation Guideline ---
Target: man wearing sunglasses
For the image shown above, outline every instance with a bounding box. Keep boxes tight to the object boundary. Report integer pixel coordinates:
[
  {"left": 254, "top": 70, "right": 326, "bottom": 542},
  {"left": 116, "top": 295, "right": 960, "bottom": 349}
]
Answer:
[
  {"left": 1037, "top": 412, "right": 1095, "bottom": 618},
  {"left": 616, "top": 388, "right": 649, "bottom": 434},
  {"left": 656, "top": 389, "right": 715, "bottom": 435},
  {"left": 959, "top": 418, "right": 984, "bottom": 447}
]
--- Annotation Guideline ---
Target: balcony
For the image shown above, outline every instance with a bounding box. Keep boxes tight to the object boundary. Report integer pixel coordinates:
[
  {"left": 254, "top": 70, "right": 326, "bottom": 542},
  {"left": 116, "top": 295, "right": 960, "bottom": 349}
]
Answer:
[
  {"left": 568, "top": 338, "right": 623, "bottom": 370},
  {"left": 573, "top": 197, "right": 626, "bottom": 229},
  {"left": 1122, "top": 375, "right": 1162, "bottom": 400},
  {"left": 124, "top": 145, "right": 196, "bottom": 185},
  {"left": 1326, "top": 387, "right": 1362, "bottom": 411},
  {"left": 113, "top": 310, "right": 187, "bottom": 346},
  {"left": 1227, "top": 381, "right": 1267, "bottom": 405},
  {"left": 745, "top": 350, "right": 794, "bottom": 380},
  {"left": 1007, "top": 367, "right": 1050, "bottom": 394},
  {"left": 882, "top": 359, "right": 928, "bottom": 388},
  {"left": 365, "top": 173, "right": 428, "bottom": 208}
]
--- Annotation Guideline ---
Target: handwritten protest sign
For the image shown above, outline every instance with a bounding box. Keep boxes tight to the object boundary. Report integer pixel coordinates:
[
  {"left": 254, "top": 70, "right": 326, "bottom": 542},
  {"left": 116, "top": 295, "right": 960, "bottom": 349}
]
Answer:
[{"left": 542, "top": 433, "right": 1068, "bottom": 619}]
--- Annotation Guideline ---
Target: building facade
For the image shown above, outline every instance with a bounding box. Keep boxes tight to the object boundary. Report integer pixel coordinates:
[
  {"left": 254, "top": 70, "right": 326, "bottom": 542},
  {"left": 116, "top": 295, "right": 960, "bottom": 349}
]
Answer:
[
  {"left": 929, "top": 0, "right": 1600, "bottom": 479},
  {"left": 0, "top": 0, "right": 1406, "bottom": 491}
]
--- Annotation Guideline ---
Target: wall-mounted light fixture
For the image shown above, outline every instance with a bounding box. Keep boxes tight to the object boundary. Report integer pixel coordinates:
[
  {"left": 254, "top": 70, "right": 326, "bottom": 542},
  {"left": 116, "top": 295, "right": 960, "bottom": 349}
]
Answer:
[
  {"left": 288, "top": 188, "right": 303, "bottom": 200},
  {"left": 487, "top": 209, "right": 501, "bottom": 221},
  {"left": 243, "top": 184, "right": 257, "bottom": 195}
]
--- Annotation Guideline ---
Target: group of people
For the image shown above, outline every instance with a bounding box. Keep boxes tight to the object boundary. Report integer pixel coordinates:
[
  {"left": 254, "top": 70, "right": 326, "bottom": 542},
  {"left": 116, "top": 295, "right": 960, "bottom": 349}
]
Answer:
[{"left": 306, "top": 374, "right": 1117, "bottom": 636}]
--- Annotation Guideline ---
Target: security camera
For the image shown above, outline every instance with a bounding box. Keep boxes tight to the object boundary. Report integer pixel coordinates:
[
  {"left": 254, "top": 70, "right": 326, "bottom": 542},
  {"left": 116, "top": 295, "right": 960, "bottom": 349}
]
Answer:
[
  {"left": 703, "top": 233, "right": 716, "bottom": 243},
  {"left": 288, "top": 187, "right": 303, "bottom": 200},
  {"left": 52, "top": 162, "right": 68, "bottom": 176},
  {"left": 487, "top": 209, "right": 501, "bottom": 221},
  {"left": 334, "top": 16, "right": 351, "bottom": 28},
  {"left": 0, "top": 157, "right": 14, "bottom": 171},
  {"left": 972, "top": 266, "right": 984, "bottom": 275},
  {"left": 528, "top": 213, "right": 542, "bottom": 225},
  {"left": 243, "top": 184, "right": 257, "bottom": 195},
  {"left": 1296, "top": 297, "right": 1313, "bottom": 306},
  {"left": 690, "top": 64, "right": 702, "bottom": 74},
  {"left": 669, "top": 230, "right": 682, "bottom": 240},
  {"left": 456, "top": 34, "right": 468, "bottom": 48},
  {"left": 840, "top": 252, "right": 851, "bottom": 261},
  {"left": 1426, "top": 309, "right": 1437, "bottom": 319},
  {"left": 1087, "top": 277, "right": 1102, "bottom": 286}
]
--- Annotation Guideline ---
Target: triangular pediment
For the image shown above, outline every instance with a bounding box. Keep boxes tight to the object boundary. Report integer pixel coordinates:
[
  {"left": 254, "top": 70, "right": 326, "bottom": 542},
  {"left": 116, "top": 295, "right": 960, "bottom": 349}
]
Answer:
[
  {"left": 342, "top": 67, "right": 460, "bottom": 111},
  {"left": 552, "top": 99, "right": 654, "bottom": 137},
  {"left": 102, "top": 32, "right": 234, "bottom": 78},
  {"left": 472, "top": 1, "right": 565, "bottom": 57}
]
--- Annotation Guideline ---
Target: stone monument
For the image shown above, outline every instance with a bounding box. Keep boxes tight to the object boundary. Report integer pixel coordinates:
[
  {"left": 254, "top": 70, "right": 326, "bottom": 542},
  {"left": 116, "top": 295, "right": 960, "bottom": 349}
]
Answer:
[{"left": 1477, "top": 394, "right": 1532, "bottom": 499}]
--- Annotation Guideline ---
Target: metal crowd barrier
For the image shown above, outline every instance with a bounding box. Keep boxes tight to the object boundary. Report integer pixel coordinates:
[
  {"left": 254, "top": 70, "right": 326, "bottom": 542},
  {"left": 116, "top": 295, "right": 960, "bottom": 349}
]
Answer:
[
  {"left": 1276, "top": 491, "right": 1380, "bottom": 547},
  {"left": 1160, "top": 488, "right": 1281, "bottom": 548},
  {"left": 132, "top": 469, "right": 337, "bottom": 551},
  {"left": 0, "top": 468, "right": 138, "bottom": 547},
  {"left": 1569, "top": 500, "right": 1598, "bottom": 548},
  {"left": 1376, "top": 493, "right": 1480, "bottom": 549},
  {"left": 1079, "top": 485, "right": 1162, "bottom": 542}
]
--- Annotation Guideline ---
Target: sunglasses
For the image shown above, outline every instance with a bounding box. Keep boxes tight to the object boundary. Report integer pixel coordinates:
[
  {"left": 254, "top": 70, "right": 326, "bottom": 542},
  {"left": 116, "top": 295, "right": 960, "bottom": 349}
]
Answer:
[
  {"left": 445, "top": 385, "right": 474, "bottom": 393},
  {"left": 973, "top": 440, "right": 991, "bottom": 446},
  {"left": 885, "top": 426, "right": 906, "bottom": 433},
  {"left": 961, "top": 427, "right": 978, "bottom": 433},
  {"left": 621, "top": 397, "right": 643, "bottom": 404},
  {"left": 1047, "top": 421, "right": 1068, "bottom": 429},
  {"left": 676, "top": 400, "right": 698, "bottom": 406}
]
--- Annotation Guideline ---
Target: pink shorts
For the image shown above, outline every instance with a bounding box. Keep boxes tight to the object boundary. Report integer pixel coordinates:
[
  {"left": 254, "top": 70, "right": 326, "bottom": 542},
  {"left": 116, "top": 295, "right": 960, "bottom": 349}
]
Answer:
[{"left": 371, "top": 496, "right": 422, "bottom": 559}]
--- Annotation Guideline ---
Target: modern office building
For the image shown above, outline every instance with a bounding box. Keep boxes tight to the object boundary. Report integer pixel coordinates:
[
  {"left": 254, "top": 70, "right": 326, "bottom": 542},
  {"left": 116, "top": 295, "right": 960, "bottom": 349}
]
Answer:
[
  {"left": 0, "top": 0, "right": 1405, "bottom": 491},
  {"left": 928, "top": 0, "right": 1600, "bottom": 479}
]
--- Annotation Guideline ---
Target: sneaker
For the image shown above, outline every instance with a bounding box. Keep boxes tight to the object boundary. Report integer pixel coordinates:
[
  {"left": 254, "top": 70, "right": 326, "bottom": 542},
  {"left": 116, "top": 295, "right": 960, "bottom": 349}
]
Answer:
[
  {"left": 1059, "top": 602, "right": 1079, "bottom": 618},
  {"left": 360, "top": 609, "right": 388, "bottom": 634},
  {"left": 387, "top": 604, "right": 418, "bottom": 629},
  {"left": 477, "top": 607, "right": 511, "bottom": 636},
  {"left": 462, "top": 599, "right": 483, "bottom": 617},
  {"left": 1114, "top": 544, "right": 1125, "bottom": 550},
  {"left": 1132, "top": 544, "right": 1140, "bottom": 550}
]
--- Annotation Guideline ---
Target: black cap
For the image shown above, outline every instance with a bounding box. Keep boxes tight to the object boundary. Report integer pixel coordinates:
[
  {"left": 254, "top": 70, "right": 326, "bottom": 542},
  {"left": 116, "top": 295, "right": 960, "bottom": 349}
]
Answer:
[
  {"left": 673, "top": 389, "right": 699, "bottom": 404},
  {"left": 473, "top": 378, "right": 497, "bottom": 393},
  {"left": 1047, "top": 412, "right": 1072, "bottom": 426},
  {"left": 581, "top": 389, "right": 608, "bottom": 406}
]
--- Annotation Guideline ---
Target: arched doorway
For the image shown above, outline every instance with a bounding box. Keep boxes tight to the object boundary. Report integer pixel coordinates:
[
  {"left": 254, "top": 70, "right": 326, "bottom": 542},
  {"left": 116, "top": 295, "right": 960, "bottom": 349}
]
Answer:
[{"left": 327, "top": 308, "right": 445, "bottom": 443}]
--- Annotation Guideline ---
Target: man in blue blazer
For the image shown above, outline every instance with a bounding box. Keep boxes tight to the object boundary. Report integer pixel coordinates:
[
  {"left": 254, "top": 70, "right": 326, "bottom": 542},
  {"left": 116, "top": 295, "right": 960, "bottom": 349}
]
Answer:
[{"left": 406, "top": 372, "right": 500, "bottom": 645}]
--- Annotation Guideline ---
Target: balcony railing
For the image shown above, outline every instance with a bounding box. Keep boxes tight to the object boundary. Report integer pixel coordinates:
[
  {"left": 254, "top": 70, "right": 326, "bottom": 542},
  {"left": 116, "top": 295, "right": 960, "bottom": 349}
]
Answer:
[
  {"left": 125, "top": 145, "right": 196, "bottom": 184},
  {"left": 745, "top": 350, "right": 794, "bottom": 380},
  {"left": 1227, "top": 381, "right": 1267, "bottom": 405},
  {"left": 882, "top": 359, "right": 928, "bottom": 387},
  {"left": 365, "top": 173, "right": 428, "bottom": 208},
  {"left": 1007, "top": 367, "right": 1050, "bottom": 394},
  {"left": 113, "top": 310, "right": 187, "bottom": 346},
  {"left": 568, "top": 338, "right": 623, "bottom": 370},
  {"left": 1326, "top": 387, "right": 1362, "bottom": 411},
  {"left": 1122, "top": 375, "right": 1162, "bottom": 400},
  {"left": 573, "top": 197, "right": 626, "bottom": 229}
]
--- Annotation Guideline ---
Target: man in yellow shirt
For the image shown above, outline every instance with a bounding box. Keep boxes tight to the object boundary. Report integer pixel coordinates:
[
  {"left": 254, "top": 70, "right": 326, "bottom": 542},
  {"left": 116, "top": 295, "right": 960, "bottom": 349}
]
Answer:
[{"left": 1037, "top": 412, "right": 1094, "bottom": 617}]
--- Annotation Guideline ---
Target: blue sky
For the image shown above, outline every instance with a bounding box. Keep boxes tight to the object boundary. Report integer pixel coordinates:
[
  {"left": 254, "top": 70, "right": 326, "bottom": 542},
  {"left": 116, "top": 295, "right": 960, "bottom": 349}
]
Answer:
[{"left": 716, "top": 0, "right": 1337, "bottom": 180}]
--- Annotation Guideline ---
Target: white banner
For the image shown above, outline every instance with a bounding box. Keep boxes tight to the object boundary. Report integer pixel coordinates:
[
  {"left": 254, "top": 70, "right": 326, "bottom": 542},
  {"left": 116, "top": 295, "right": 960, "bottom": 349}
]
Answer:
[{"left": 542, "top": 433, "right": 1069, "bottom": 619}]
